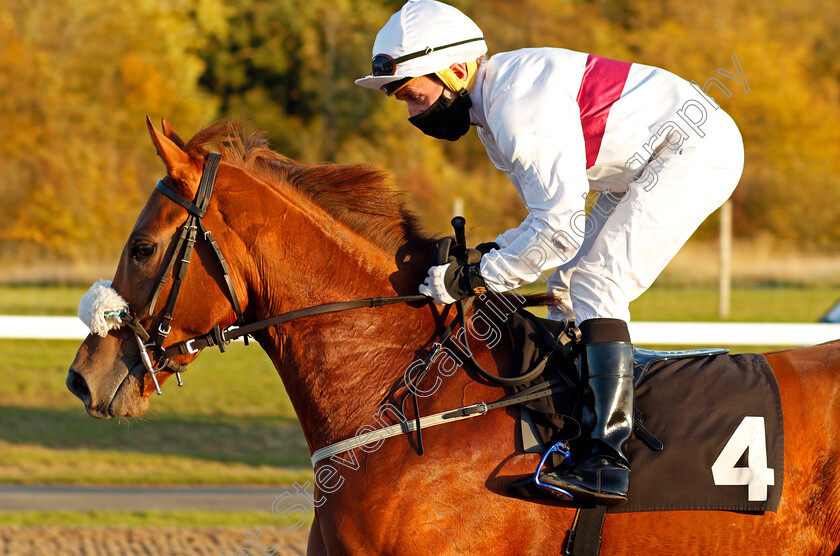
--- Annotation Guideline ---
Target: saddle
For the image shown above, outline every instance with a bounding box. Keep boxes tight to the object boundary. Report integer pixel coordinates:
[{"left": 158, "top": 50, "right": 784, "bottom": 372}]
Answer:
[
  {"left": 505, "top": 308, "right": 784, "bottom": 514},
  {"left": 421, "top": 229, "right": 782, "bottom": 514}
]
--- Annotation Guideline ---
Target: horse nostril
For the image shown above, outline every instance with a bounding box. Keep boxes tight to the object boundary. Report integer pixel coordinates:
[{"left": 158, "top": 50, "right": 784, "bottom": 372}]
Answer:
[{"left": 66, "top": 370, "right": 91, "bottom": 406}]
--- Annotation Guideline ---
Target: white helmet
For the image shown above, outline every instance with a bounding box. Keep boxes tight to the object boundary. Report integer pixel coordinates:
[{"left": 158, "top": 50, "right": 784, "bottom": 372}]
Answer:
[{"left": 355, "top": 0, "right": 487, "bottom": 95}]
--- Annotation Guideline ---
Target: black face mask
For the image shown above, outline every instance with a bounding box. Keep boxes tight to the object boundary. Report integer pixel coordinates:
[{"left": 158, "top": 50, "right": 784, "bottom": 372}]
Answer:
[{"left": 409, "top": 89, "right": 473, "bottom": 141}]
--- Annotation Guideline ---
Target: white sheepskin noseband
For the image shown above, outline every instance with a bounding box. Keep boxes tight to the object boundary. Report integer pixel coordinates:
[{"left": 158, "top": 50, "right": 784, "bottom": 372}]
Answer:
[{"left": 78, "top": 279, "right": 129, "bottom": 337}]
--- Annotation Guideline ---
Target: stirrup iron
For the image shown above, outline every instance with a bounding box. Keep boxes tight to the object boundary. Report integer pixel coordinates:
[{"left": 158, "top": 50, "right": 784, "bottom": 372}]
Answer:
[{"left": 533, "top": 441, "right": 574, "bottom": 500}]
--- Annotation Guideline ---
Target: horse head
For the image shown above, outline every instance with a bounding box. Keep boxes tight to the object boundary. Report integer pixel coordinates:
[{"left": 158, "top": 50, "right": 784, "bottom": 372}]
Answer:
[{"left": 67, "top": 118, "right": 251, "bottom": 418}]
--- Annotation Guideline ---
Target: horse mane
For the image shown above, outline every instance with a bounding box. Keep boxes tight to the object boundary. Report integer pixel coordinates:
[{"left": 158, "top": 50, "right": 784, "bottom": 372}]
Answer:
[
  {"left": 181, "top": 120, "right": 552, "bottom": 309},
  {"left": 183, "top": 120, "right": 434, "bottom": 257}
]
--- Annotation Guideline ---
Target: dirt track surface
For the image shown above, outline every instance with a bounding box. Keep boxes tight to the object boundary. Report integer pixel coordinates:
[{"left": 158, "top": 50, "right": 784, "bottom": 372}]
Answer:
[
  {"left": 0, "top": 486, "right": 304, "bottom": 512},
  {"left": 0, "top": 525, "right": 310, "bottom": 555}
]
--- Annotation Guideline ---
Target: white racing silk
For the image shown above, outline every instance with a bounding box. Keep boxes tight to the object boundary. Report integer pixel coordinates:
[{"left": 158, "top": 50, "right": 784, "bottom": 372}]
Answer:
[
  {"left": 468, "top": 48, "right": 744, "bottom": 322},
  {"left": 78, "top": 279, "right": 128, "bottom": 337}
]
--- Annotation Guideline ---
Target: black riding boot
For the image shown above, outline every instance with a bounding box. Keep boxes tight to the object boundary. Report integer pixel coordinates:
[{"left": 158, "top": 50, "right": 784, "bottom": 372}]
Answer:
[{"left": 540, "top": 319, "right": 635, "bottom": 506}]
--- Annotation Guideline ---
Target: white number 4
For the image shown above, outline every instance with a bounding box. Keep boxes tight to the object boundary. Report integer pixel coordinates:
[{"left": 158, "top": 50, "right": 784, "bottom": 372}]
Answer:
[{"left": 712, "top": 416, "right": 775, "bottom": 501}]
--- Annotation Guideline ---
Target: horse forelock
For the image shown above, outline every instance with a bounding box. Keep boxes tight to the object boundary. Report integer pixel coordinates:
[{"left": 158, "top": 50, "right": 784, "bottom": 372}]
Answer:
[{"left": 182, "top": 120, "right": 433, "bottom": 258}]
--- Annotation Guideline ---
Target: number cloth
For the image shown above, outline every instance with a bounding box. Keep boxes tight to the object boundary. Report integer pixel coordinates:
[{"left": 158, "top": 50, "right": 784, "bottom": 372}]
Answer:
[{"left": 611, "top": 351, "right": 783, "bottom": 514}]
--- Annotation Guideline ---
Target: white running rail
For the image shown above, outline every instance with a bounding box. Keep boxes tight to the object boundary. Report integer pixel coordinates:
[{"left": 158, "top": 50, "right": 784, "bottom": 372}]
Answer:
[{"left": 2, "top": 315, "right": 840, "bottom": 346}]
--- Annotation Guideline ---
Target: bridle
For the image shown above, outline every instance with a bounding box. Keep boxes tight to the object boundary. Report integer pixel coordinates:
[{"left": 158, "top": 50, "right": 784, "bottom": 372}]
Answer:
[
  {"left": 119, "top": 153, "right": 426, "bottom": 395},
  {"left": 119, "top": 153, "right": 240, "bottom": 393}
]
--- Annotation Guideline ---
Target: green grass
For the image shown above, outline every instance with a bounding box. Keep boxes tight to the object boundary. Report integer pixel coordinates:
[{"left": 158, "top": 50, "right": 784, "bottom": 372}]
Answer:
[
  {"left": 628, "top": 285, "right": 839, "bottom": 322},
  {"left": 0, "top": 285, "right": 89, "bottom": 316},
  {"left": 0, "top": 510, "right": 312, "bottom": 528},
  {"left": 1, "top": 340, "right": 297, "bottom": 416},
  {"left": 521, "top": 286, "right": 838, "bottom": 325},
  {"left": 1, "top": 338, "right": 293, "bottom": 417},
  {"left": 518, "top": 284, "right": 839, "bottom": 323},
  {"left": 0, "top": 340, "right": 313, "bottom": 485}
]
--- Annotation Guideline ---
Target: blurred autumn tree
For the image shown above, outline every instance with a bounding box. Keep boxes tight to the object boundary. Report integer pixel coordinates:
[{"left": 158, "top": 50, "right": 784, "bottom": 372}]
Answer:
[
  {"left": 1, "top": 0, "right": 839, "bottom": 274},
  {"left": 0, "top": 0, "right": 224, "bottom": 258},
  {"left": 469, "top": 0, "right": 840, "bottom": 245}
]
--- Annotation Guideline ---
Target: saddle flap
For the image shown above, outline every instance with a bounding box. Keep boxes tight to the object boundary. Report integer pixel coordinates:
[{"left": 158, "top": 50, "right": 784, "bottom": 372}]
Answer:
[{"left": 633, "top": 347, "right": 730, "bottom": 386}]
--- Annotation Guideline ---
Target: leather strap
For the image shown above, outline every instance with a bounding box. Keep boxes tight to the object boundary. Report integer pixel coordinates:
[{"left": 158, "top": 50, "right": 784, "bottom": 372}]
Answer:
[
  {"left": 310, "top": 379, "right": 573, "bottom": 467},
  {"left": 565, "top": 506, "right": 607, "bottom": 556},
  {"left": 155, "top": 180, "right": 206, "bottom": 218},
  {"left": 164, "top": 294, "right": 428, "bottom": 358},
  {"left": 147, "top": 221, "right": 191, "bottom": 315},
  {"left": 198, "top": 221, "right": 244, "bottom": 322}
]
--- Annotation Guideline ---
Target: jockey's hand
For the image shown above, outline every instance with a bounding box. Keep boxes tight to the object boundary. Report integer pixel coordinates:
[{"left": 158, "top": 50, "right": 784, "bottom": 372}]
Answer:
[
  {"left": 419, "top": 258, "right": 488, "bottom": 305},
  {"left": 475, "top": 241, "right": 500, "bottom": 255}
]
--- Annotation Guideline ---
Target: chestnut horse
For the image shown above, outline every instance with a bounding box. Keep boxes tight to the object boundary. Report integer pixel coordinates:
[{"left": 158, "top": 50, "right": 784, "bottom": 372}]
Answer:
[{"left": 67, "top": 119, "right": 840, "bottom": 555}]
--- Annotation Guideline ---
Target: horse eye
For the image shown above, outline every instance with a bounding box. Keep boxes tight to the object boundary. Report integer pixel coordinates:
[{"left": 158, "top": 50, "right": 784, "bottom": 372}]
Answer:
[{"left": 131, "top": 243, "right": 156, "bottom": 260}]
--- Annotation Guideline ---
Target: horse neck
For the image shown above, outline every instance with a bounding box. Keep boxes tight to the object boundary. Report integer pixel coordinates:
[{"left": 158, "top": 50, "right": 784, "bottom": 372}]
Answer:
[{"left": 221, "top": 177, "right": 439, "bottom": 451}]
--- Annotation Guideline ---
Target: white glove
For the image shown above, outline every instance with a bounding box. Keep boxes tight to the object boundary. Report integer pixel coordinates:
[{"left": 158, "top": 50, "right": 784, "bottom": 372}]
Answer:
[{"left": 418, "top": 263, "right": 458, "bottom": 305}]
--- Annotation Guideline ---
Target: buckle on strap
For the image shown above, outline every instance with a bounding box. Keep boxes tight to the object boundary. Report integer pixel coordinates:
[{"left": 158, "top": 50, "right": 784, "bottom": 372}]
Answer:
[
  {"left": 181, "top": 324, "right": 227, "bottom": 356},
  {"left": 442, "top": 402, "right": 487, "bottom": 420},
  {"left": 211, "top": 324, "right": 227, "bottom": 353},
  {"left": 185, "top": 339, "right": 199, "bottom": 354}
]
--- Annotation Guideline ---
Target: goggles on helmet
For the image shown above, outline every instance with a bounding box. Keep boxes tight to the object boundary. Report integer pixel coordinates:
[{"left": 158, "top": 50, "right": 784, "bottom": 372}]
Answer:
[{"left": 370, "top": 37, "right": 484, "bottom": 77}]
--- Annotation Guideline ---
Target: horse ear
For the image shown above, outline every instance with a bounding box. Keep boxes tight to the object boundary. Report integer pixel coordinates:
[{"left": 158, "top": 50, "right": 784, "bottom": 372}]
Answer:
[
  {"left": 146, "top": 115, "right": 197, "bottom": 183},
  {"left": 160, "top": 118, "right": 187, "bottom": 150}
]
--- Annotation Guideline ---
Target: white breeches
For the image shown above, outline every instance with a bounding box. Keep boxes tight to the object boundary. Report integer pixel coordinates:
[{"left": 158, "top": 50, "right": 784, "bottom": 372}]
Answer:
[{"left": 547, "top": 110, "right": 744, "bottom": 324}]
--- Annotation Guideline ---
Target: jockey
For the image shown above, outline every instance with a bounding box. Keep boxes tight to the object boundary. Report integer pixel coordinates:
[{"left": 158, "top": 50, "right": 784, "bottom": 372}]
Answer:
[{"left": 355, "top": 0, "right": 744, "bottom": 506}]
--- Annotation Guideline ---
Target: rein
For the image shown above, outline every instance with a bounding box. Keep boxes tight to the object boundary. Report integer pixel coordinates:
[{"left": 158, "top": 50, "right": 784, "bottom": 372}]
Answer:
[{"left": 162, "top": 294, "right": 428, "bottom": 360}]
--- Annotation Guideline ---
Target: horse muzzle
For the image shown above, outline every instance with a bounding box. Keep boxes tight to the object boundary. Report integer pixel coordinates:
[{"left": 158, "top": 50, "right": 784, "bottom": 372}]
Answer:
[{"left": 66, "top": 330, "right": 152, "bottom": 418}]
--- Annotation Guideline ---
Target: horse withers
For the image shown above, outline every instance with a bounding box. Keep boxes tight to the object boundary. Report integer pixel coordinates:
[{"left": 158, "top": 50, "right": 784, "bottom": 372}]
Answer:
[{"left": 66, "top": 119, "right": 840, "bottom": 554}]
